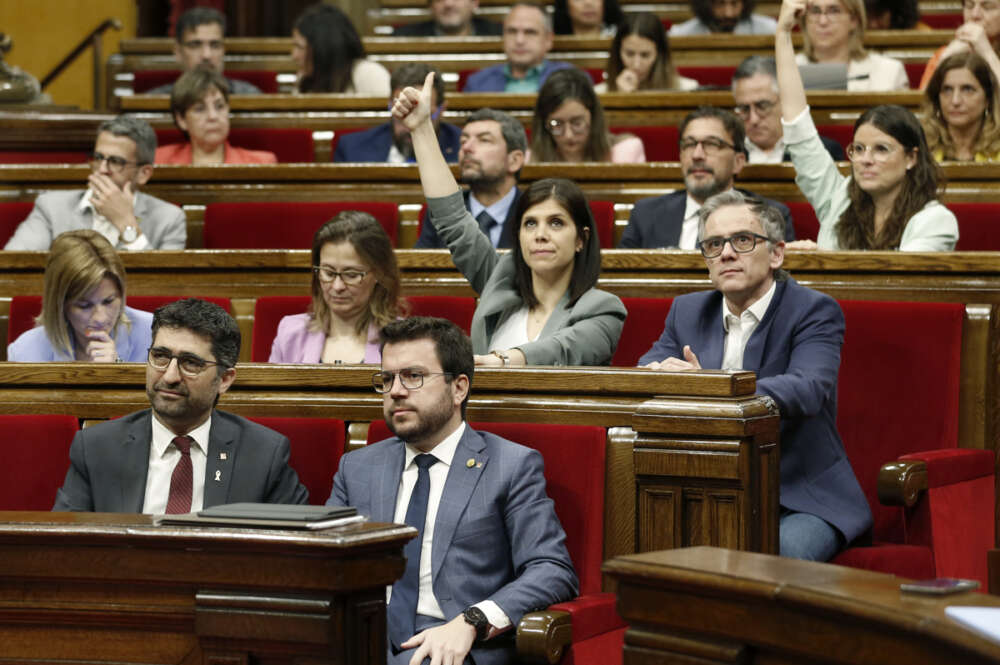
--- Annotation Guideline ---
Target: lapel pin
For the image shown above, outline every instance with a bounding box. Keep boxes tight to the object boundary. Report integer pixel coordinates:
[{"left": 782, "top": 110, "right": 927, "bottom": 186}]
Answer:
[
  {"left": 220, "top": 452, "right": 227, "bottom": 460},
  {"left": 214, "top": 470, "right": 222, "bottom": 482},
  {"left": 466, "top": 458, "right": 475, "bottom": 468}
]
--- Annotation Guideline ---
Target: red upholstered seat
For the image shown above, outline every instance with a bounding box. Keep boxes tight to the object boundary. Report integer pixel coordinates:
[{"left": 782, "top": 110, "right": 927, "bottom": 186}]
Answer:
[
  {"left": 922, "top": 13, "right": 964, "bottom": 28},
  {"left": 784, "top": 201, "right": 820, "bottom": 241},
  {"left": 246, "top": 417, "right": 345, "bottom": 506},
  {"left": 133, "top": 70, "right": 279, "bottom": 94},
  {"left": 816, "top": 124, "right": 853, "bottom": 154},
  {"left": 8, "top": 295, "right": 231, "bottom": 346},
  {"left": 0, "top": 201, "right": 34, "bottom": 247},
  {"left": 366, "top": 420, "right": 624, "bottom": 664},
  {"left": 832, "top": 300, "right": 995, "bottom": 587},
  {"left": 677, "top": 65, "right": 736, "bottom": 88},
  {"left": 612, "top": 125, "right": 679, "bottom": 161},
  {"left": 251, "top": 295, "right": 478, "bottom": 362},
  {"left": 0, "top": 414, "right": 79, "bottom": 510},
  {"left": 904, "top": 63, "right": 926, "bottom": 90},
  {"left": 203, "top": 201, "right": 399, "bottom": 249},
  {"left": 613, "top": 297, "right": 673, "bottom": 366},
  {"left": 0, "top": 151, "right": 90, "bottom": 164},
  {"left": 155, "top": 128, "right": 314, "bottom": 163},
  {"left": 949, "top": 202, "right": 1000, "bottom": 251}
]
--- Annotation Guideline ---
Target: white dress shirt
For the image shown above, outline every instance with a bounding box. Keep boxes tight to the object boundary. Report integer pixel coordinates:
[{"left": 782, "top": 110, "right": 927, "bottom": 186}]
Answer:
[
  {"left": 679, "top": 194, "right": 704, "bottom": 250},
  {"left": 721, "top": 280, "right": 776, "bottom": 370},
  {"left": 78, "top": 188, "right": 150, "bottom": 250},
  {"left": 389, "top": 421, "right": 511, "bottom": 632},
  {"left": 142, "top": 413, "right": 211, "bottom": 514},
  {"left": 745, "top": 137, "right": 786, "bottom": 164}
]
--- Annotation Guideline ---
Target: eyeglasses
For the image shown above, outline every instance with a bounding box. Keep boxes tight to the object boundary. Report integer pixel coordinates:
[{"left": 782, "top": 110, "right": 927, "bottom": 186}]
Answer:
[
  {"left": 372, "top": 369, "right": 454, "bottom": 393},
  {"left": 679, "top": 137, "right": 737, "bottom": 154},
  {"left": 734, "top": 99, "right": 777, "bottom": 117},
  {"left": 148, "top": 347, "right": 223, "bottom": 377},
  {"left": 697, "top": 232, "right": 771, "bottom": 258},
  {"left": 547, "top": 116, "right": 590, "bottom": 137},
  {"left": 313, "top": 266, "right": 369, "bottom": 285},
  {"left": 90, "top": 151, "right": 141, "bottom": 173},
  {"left": 846, "top": 142, "right": 901, "bottom": 163},
  {"left": 806, "top": 4, "right": 848, "bottom": 18}
]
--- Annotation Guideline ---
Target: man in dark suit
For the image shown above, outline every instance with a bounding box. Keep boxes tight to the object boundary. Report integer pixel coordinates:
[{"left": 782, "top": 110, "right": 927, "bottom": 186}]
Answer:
[
  {"left": 335, "top": 64, "right": 461, "bottom": 164},
  {"left": 53, "top": 298, "right": 308, "bottom": 513},
  {"left": 393, "top": 0, "right": 502, "bottom": 36},
  {"left": 415, "top": 108, "right": 526, "bottom": 249},
  {"left": 732, "top": 56, "right": 845, "bottom": 163},
  {"left": 328, "top": 317, "right": 577, "bottom": 665},
  {"left": 639, "top": 191, "right": 871, "bottom": 562},
  {"left": 619, "top": 106, "right": 795, "bottom": 249}
]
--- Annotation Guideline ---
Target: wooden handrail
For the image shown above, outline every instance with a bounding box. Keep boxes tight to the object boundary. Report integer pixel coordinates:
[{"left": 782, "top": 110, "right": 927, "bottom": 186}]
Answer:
[{"left": 40, "top": 18, "right": 122, "bottom": 109}]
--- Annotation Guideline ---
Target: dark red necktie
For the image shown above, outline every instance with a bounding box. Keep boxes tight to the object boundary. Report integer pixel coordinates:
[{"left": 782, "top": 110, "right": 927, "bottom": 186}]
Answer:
[{"left": 165, "top": 435, "right": 193, "bottom": 514}]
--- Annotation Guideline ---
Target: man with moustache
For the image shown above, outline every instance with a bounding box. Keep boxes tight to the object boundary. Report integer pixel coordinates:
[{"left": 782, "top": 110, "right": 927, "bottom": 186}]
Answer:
[
  {"left": 334, "top": 64, "right": 461, "bottom": 164},
  {"left": 670, "top": 0, "right": 777, "bottom": 34},
  {"left": 393, "top": 0, "right": 502, "bottom": 36},
  {"left": 415, "top": 108, "right": 526, "bottom": 249},
  {"left": 618, "top": 106, "right": 795, "bottom": 249},
  {"left": 327, "top": 317, "right": 577, "bottom": 665},
  {"left": 6, "top": 115, "right": 186, "bottom": 251},
  {"left": 639, "top": 191, "right": 871, "bottom": 561},
  {"left": 53, "top": 298, "right": 308, "bottom": 513}
]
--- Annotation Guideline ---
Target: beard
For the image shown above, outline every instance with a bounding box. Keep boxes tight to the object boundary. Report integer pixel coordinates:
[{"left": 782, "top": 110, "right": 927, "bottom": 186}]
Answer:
[
  {"left": 385, "top": 394, "right": 456, "bottom": 446},
  {"left": 685, "top": 168, "right": 727, "bottom": 201},
  {"left": 392, "top": 133, "right": 415, "bottom": 161},
  {"left": 459, "top": 159, "right": 505, "bottom": 190}
]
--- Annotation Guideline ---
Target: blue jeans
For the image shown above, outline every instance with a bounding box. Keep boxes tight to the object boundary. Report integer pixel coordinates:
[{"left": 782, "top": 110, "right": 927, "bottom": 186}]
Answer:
[{"left": 780, "top": 510, "right": 844, "bottom": 562}]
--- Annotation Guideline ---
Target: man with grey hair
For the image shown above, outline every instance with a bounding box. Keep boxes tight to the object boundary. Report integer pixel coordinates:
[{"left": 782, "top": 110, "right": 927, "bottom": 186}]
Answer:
[
  {"left": 335, "top": 64, "right": 461, "bottom": 163},
  {"left": 415, "top": 108, "right": 526, "bottom": 248},
  {"left": 639, "top": 190, "right": 871, "bottom": 563},
  {"left": 5, "top": 115, "right": 186, "bottom": 251},
  {"left": 733, "top": 56, "right": 844, "bottom": 163}
]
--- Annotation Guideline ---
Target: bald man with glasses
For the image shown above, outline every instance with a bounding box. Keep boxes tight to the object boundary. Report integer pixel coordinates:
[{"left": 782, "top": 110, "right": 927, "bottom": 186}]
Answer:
[
  {"left": 5, "top": 115, "right": 186, "bottom": 251},
  {"left": 53, "top": 298, "right": 308, "bottom": 513}
]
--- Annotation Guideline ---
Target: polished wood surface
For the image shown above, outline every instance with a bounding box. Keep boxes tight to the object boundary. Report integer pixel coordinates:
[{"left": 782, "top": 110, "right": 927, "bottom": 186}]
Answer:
[
  {"left": 0, "top": 511, "right": 412, "bottom": 664},
  {"left": 605, "top": 546, "right": 1000, "bottom": 665}
]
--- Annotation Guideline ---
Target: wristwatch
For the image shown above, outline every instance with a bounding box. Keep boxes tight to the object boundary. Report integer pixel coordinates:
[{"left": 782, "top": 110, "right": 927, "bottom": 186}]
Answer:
[
  {"left": 490, "top": 350, "right": 511, "bottom": 368},
  {"left": 121, "top": 224, "right": 137, "bottom": 243},
  {"left": 462, "top": 606, "right": 490, "bottom": 642}
]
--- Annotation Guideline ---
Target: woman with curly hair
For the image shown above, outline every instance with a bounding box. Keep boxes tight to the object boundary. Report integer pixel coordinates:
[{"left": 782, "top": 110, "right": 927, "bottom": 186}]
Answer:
[{"left": 922, "top": 51, "right": 1000, "bottom": 162}]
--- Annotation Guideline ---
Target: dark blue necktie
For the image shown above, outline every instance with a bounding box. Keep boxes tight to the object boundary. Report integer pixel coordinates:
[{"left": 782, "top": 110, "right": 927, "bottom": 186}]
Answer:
[
  {"left": 387, "top": 453, "right": 438, "bottom": 651},
  {"left": 476, "top": 210, "right": 496, "bottom": 240}
]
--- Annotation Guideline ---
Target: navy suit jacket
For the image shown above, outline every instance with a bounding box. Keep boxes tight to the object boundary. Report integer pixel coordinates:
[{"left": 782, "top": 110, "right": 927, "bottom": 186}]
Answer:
[
  {"left": 327, "top": 426, "right": 578, "bottom": 665},
  {"left": 334, "top": 122, "right": 461, "bottom": 163},
  {"left": 393, "top": 17, "right": 502, "bottom": 36},
  {"left": 464, "top": 60, "right": 572, "bottom": 92},
  {"left": 415, "top": 188, "right": 522, "bottom": 249},
  {"left": 53, "top": 409, "right": 309, "bottom": 512},
  {"left": 638, "top": 278, "right": 872, "bottom": 544},
  {"left": 619, "top": 189, "right": 795, "bottom": 249}
]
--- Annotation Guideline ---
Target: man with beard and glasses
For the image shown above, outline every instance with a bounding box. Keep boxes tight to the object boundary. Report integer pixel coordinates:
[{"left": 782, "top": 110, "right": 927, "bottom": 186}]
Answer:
[
  {"left": 327, "top": 317, "right": 577, "bottom": 665},
  {"left": 334, "top": 64, "right": 461, "bottom": 164},
  {"left": 53, "top": 298, "right": 308, "bottom": 513},
  {"left": 415, "top": 108, "right": 526, "bottom": 249},
  {"left": 619, "top": 106, "right": 795, "bottom": 249},
  {"left": 393, "top": 0, "right": 502, "bottom": 36},
  {"left": 669, "top": 0, "right": 777, "bottom": 34}
]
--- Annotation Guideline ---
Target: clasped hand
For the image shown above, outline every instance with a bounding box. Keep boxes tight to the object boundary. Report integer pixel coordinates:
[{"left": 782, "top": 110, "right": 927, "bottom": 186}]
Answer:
[
  {"left": 88, "top": 173, "right": 136, "bottom": 232},
  {"left": 83, "top": 330, "right": 118, "bottom": 363},
  {"left": 401, "top": 614, "right": 477, "bottom": 665}
]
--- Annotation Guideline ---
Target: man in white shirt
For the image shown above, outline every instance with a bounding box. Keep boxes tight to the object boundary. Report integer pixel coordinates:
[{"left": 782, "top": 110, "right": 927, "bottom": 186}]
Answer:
[
  {"left": 5, "top": 115, "right": 186, "bottom": 251},
  {"left": 53, "top": 298, "right": 308, "bottom": 513},
  {"left": 619, "top": 106, "right": 794, "bottom": 248},
  {"left": 327, "top": 317, "right": 577, "bottom": 665},
  {"left": 639, "top": 191, "right": 871, "bottom": 562}
]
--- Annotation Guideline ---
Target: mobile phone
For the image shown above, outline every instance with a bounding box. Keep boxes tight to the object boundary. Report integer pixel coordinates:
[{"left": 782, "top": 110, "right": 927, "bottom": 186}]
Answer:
[{"left": 900, "top": 578, "right": 980, "bottom": 595}]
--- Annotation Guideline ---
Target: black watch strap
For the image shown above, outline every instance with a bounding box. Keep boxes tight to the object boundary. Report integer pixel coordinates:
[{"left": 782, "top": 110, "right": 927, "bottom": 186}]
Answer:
[{"left": 462, "top": 606, "right": 490, "bottom": 642}]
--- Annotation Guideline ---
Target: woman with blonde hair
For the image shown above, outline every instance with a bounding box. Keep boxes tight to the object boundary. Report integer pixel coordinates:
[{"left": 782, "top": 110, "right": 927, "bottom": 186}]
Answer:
[
  {"left": 921, "top": 51, "right": 1000, "bottom": 161},
  {"left": 796, "top": 0, "right": 909, "bottom": 90},
  {"left": 7, "top": 230, "right": 152, "bottom": 361},
  {"left": 269, "top": 211, "right": 404, "bottom": 363}
]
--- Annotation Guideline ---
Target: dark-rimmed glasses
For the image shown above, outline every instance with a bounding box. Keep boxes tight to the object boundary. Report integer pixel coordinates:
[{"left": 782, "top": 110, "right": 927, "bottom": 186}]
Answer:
[
  {"left": 679, "top": 137, "right": 737, "bottom": 154},
  {"left": 372, "top": 369, "right": 454, "bottom": 393},
  {"left": 734, "top": 99, "right": 777, "bottom": 118},
  {"left": 90, "top": 151, "right": 141, "bottom": 173},
  {"left": 697, "top": 232, "right": 770, "bottom": 258},
  {"left": 148, "top": 347, "right": 222, "bottom": 377}
]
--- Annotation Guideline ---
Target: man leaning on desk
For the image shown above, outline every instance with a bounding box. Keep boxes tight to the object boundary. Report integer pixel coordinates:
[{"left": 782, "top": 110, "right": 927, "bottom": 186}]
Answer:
[{"left": 53, "top": 298, "right": 308, "bottom": 513}]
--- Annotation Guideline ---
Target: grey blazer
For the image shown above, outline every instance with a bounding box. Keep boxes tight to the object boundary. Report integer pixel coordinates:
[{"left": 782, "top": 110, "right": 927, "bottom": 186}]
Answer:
[
  {"left": 52, "top": 409, "right": 309, "bottom": 512},
  {"left": 5, "top": 189, "right": 187, "bottom": 251},
  {"left": 327, "top": 426, "right": 579, "bottom": 665},
  {"left": 427, "top": 191, "right": 625, "bottom": 365}
]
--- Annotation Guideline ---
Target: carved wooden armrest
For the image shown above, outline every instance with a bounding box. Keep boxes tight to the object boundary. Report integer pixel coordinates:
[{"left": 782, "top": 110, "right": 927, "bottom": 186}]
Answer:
[
  {"left": 877, "top": 459, "right": 927, "bottom": 507},
  {"left": 516, "top": 609, "right": 572, "bottom": 664}
]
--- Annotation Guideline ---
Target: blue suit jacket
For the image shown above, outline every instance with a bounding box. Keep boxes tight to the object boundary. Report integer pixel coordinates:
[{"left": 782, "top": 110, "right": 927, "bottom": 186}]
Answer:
[
  {"left": 414, "top": 188, "right": 522, "bottom": 249},
  {"left": 334, "top": 122, "right": 461, "bottom": 163},
  {"left": 619, "top": 189, "right": 796, "bottom": 248},
  {"left": 638, "top": 278, "right": 872, "bottom": 544},
  {"left": 463, "top": 60, "right": 572, "bottom": 92},
  {"left": 327, "top": 426, "right": 579, "bottom": 665}
]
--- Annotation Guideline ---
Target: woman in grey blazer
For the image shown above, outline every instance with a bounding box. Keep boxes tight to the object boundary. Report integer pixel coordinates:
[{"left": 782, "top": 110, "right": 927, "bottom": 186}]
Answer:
[{"left": 395, "top": 74, "right": 626, "bottom": 367}]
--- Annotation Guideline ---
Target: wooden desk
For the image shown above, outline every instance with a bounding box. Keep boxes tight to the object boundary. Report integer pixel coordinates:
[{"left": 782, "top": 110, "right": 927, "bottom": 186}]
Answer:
[
  {"left": 604, "top": 546, "right": 1000, "bottom": 665},
  {"left": 0, "top": 511, "right": 413, "bottom": 664}
]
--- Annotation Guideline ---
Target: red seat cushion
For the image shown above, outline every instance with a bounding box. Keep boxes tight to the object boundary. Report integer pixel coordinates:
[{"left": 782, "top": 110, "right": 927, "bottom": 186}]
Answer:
[
  {"left": 0, "top": 151, "right": 90, "bottom": 164},
  {"left": 613, "top": 297, "right": 673, "bottom": 366},
  {"left": 155, "top": 128, "right": 314, "bottom": 163},
  {"left": 784, "top": 201, "right": 820, "bottom": 241},
  {"left": 203, "top": 201, "right": 399, "bottom": 249},
  {"left": 904, "top": 63, "right": 926, "bottom": 90},
  {"left": 612, "top": 126, "right": 679, "bottom": 162},
  {"left": 133, "top": 70, "right": 279, "bottom": 94},
  {"left": 246, "top": 417, "right": 345, "bottom": 505},
  {"left": 949, "top": 203, "right": 1000, "bottom": 251},
  {"left": 0, "top": 414, "right": 79, "bottom": 510},
  {"left": 922, "top": 13, "right": 963, "bottom": 29},
  {"left": 0, "top": 201, "right": 35, "bottom": 247},
  {"left": 832, "top": 543, "right": 936, "bottom": 580},
  {"left": 677, "top": 65, "right": 736, "bottom": 88},
  {"left": 816, "top": 124, "right": 853, "bottom": 154}
]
